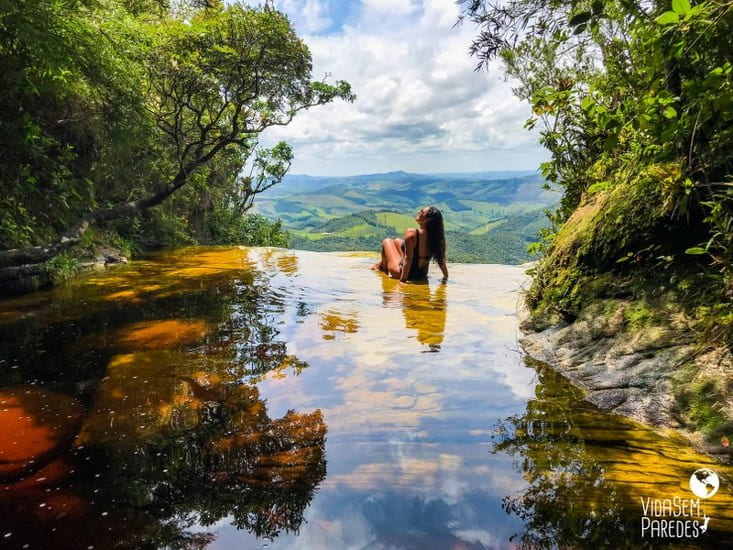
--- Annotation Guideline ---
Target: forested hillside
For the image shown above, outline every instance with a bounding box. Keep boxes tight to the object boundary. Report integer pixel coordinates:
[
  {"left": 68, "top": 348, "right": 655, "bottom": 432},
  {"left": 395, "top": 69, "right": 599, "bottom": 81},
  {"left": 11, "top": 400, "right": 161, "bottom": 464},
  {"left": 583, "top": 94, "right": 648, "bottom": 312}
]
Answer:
[
  {"left": 459, "top": 0, "right": 733, "bottom": 444},
  {"left": 255, "top": 171, "right": 555, "bottom": 264},
  {"left": 0, "top": 0, "right": 351, "bottom": 291}
]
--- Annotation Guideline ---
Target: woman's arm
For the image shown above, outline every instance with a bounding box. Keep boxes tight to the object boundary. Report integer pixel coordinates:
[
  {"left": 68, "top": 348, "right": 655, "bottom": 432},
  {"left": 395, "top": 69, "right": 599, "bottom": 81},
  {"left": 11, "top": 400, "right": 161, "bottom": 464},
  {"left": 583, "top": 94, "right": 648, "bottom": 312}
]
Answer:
[{"left": 399, "top": 229, "right": 417, "bottom": 283}]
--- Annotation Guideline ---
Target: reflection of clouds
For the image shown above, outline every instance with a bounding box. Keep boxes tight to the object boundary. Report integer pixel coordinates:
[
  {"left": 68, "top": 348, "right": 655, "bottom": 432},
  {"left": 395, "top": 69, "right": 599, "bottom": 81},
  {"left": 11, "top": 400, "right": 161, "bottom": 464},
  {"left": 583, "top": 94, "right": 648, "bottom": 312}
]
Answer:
[
  {"left": 304, "top": 509, "right": 375, "bottom": 550},
  {"left": 453, "top": 529, "right": 502, "bottom": 548},
  {"left": 216, "top": 501, "right": 378, "bottom": 550},
  {"left": 444, "top": 345, "right": 535, "bottom": 403},
  {"left": 223, "top": 486, "right": 522, "bottom": 550},
  {"left": 197, "top": 249, "right": 534, "bottom": 549},
  {"left": 321, "top": 440, "right": 524, "bottom": 500},
  {"left": 471, "top": 464, "right": 527, "bottom": 495},
  {"left": 261, "top": 252, "right": 536, "bottom": 420},
  {"left": 329, "top": 370, "right": 443, "bottom": 432},
  {"left": 325, "top": 454, "right": 463, "bottom": 490},
  {"left": 251, "top": 252, "right": 535, "bottom": 515}
]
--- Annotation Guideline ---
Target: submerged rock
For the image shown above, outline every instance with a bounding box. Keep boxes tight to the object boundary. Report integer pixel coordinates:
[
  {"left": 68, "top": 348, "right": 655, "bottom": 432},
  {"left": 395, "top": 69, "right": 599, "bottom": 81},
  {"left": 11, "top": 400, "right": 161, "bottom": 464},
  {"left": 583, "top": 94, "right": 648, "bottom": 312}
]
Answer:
[{"left": 0, "top": 386, "right": 84, "bottom": 480}]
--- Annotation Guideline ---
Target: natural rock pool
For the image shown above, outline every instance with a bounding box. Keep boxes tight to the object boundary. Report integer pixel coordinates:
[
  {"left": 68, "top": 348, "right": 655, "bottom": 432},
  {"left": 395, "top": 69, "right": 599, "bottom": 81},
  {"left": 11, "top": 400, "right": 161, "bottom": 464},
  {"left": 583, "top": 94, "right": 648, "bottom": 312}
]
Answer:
[{"left": 0, "top": 247, "right": 731, "bottom": 549}]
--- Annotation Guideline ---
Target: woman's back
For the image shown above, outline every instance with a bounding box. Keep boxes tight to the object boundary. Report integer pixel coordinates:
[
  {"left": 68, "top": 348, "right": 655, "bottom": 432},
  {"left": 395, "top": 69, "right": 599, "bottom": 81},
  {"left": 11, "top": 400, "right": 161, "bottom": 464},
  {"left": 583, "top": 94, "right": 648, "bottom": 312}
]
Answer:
[
  {"left": 373, "top": 206, "right": 448, "bottom": 283},
  {"left": 401, "top": 228, "right": 430, "bottom": 280}
]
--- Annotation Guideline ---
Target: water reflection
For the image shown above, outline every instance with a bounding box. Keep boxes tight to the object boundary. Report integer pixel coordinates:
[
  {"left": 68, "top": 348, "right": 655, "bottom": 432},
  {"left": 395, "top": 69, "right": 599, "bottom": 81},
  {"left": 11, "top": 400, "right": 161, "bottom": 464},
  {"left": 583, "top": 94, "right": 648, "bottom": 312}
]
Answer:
[
  {"left": 494, "top": 356, "right": 733, "bottom": 549},
  {"left": 380, "top": 276, "right": 447, "bottom": 351},
  {"left": 0, "top": 247, "right": 326, "bottom": 548},
  {"left": 1, "top": 380, "right": 326, "bottom": 548},
  {"left": 2, "top": 248, "right": 732, "bottom": 549}
]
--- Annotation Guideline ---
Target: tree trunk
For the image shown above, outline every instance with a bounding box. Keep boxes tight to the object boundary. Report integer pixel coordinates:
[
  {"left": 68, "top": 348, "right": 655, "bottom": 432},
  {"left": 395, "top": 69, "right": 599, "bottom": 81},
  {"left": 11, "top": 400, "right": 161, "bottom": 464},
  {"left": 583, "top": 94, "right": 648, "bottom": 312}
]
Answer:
[{"left": 0, "top": 169, "right": 191, "bottom": 270}]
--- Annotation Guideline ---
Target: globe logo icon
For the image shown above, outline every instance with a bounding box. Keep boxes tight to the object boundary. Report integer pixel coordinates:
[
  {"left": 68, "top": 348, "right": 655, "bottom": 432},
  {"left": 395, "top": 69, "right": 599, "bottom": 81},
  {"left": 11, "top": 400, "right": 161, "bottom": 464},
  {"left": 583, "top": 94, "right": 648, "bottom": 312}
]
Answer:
[{"left": 689, "top": 468, "right": 720, "bottom": 499}]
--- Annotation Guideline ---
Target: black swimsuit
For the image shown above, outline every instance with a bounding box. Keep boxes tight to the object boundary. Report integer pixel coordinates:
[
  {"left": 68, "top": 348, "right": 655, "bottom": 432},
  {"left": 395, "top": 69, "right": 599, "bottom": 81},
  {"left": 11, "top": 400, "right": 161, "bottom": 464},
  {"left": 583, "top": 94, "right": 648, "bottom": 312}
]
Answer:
[{"left": 400, "top": 231, "right": 430, "bottom": 280}]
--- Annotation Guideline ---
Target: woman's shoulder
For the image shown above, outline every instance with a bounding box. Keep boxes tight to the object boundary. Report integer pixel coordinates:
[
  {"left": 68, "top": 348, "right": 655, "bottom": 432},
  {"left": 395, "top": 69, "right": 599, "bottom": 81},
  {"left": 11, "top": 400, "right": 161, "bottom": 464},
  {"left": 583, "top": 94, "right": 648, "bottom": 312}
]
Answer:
[{"left": 403, "top": 227, "right": 418, "bottom": 239}]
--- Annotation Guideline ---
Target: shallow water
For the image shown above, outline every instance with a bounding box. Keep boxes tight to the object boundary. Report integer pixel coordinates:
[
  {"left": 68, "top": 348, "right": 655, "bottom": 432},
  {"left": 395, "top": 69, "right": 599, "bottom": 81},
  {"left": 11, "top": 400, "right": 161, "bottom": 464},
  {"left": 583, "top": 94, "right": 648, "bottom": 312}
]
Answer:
[{"left": 0, "top": 246, "right": 731, "bottom": 549}]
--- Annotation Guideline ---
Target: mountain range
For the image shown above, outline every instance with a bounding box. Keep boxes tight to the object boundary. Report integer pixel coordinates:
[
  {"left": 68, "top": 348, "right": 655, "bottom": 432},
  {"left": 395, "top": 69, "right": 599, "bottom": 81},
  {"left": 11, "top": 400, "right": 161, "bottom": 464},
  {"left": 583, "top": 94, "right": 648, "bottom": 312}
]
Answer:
[{"left": 253, "top": 170, "right": 558, "bottom": 264}]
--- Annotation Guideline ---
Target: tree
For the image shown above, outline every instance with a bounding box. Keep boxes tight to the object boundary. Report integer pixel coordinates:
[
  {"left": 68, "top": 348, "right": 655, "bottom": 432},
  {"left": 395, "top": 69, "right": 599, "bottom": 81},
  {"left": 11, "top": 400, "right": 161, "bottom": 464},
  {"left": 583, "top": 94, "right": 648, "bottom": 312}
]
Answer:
[
  {"left": 459, "top": 0, "right": 733, "bottom": 326},
  {"left": 0, "top": 2, "right": 353, "bottom": 273},
  {"left": 492, "top": 358, "right": 643, "bottom": 549}
]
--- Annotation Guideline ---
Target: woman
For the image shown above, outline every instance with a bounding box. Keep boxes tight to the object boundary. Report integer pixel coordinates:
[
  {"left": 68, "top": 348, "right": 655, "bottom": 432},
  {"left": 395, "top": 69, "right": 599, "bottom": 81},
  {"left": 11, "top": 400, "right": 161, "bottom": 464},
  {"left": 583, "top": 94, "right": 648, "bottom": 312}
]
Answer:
[{"left": 373, "top": 206, "right": 449, "bottom": 283}]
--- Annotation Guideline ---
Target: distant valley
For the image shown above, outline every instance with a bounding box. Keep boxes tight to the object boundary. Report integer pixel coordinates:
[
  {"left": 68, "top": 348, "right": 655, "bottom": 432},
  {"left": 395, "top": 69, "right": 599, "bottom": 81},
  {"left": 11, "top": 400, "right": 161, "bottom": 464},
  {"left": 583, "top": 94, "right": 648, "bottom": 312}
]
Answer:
[{"left": 254, "top": 170, "right": 558, "bottom": 264}]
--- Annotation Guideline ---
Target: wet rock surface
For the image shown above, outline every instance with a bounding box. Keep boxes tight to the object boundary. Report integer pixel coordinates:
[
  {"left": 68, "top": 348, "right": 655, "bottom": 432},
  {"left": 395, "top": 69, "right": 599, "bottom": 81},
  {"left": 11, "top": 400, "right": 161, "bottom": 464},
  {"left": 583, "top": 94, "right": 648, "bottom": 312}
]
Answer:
[{"left": 520, "top": 300, "right": 733, "bottom": 462}]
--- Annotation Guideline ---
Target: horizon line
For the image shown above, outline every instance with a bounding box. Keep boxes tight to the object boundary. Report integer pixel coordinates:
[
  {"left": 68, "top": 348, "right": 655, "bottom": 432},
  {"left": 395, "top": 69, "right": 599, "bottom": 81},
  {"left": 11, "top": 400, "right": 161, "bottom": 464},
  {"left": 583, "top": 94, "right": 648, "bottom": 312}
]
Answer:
[{"left": 285, "top": 168, "right": 541, "bottom": 178}]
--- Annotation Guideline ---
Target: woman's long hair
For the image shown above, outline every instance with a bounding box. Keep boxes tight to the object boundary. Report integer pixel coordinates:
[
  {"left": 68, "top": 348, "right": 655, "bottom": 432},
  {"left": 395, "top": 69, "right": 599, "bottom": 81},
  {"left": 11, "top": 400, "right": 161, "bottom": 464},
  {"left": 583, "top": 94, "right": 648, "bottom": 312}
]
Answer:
[{"left": 424, "top": 206, "right": 446, "bottom": 265}]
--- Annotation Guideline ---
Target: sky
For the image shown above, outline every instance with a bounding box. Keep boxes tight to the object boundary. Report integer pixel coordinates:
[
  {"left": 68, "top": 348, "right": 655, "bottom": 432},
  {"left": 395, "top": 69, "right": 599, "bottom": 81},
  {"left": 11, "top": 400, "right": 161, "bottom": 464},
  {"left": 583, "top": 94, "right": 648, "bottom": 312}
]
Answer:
[{"left": 244, "top": 0, "right": 549, "bottom": 176}]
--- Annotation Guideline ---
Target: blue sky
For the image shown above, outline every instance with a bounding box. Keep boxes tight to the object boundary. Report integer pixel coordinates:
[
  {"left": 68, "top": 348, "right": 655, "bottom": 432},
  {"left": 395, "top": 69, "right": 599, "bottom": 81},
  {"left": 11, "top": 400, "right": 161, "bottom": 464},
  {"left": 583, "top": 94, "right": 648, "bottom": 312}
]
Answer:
[{"left": 247, "top": 1, "right": 549, "bottom": 176}]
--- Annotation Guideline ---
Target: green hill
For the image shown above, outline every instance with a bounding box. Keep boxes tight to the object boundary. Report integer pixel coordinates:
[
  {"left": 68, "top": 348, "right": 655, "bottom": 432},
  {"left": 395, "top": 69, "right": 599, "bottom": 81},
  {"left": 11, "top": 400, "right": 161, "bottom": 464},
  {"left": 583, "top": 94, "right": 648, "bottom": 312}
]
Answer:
[{"left": 254, "top": 171, "right": 556, "bottom": 264}]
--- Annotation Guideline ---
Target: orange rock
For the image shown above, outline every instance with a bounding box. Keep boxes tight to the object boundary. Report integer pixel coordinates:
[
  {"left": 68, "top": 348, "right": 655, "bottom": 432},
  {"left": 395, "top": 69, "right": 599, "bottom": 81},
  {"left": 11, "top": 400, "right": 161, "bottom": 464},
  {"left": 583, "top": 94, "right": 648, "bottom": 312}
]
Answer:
[
  {"left": 114, "top": 319, "right": 208, "bottom": 350},
  {"left": 0, "top": 386, "right": 83, "bottom": 481},
  {"left": 36, "top": 491, "right": 88, "bottom": 521},
  {"left": 1, "top": 457, "right": 75, "bottom": 490}
]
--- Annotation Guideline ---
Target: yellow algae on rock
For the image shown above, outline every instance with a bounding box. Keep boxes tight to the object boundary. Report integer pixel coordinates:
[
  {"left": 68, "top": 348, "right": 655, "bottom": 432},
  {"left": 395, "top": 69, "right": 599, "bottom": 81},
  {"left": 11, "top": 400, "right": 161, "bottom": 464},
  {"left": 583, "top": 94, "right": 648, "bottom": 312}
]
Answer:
[
  {"left": 103, "top": 289, "right": 144, "bottom": 303},
  {"left": 114, "top": 319, "right": 208, "bottom": 350},
  {"left": 75, "top": 350, "right": 221, "bottom": 446}
]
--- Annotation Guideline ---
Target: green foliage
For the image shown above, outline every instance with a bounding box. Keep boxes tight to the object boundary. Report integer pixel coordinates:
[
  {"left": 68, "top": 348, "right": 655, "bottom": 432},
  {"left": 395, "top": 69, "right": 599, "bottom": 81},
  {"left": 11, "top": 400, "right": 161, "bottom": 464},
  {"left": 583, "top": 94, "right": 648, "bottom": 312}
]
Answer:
[
  {"left": 0, "top": 0, "right": 137, "bottom": 246},
  {"left": 204, "top": 211, "right": 289, "bottom": 247},
  {"left": 675, "top": 377, "right": 733, "bottom": 439},
  {"left": 45, "top": 252, "right": 79, "bottom": 285},
  {"left": 0, "top": 0, "right": 351, "bottom": 260},
  {"left": 461, "top": 0, "right": 733, "bottom": 340},
  {"left": 448, "top": 211, "right": 548, "bottom": 263},
  {"left": 290, "top": 234, "right": 383, "bottom": 253},
  {"left": 80, "top": 227, "right": 134, "bottom": 258}
]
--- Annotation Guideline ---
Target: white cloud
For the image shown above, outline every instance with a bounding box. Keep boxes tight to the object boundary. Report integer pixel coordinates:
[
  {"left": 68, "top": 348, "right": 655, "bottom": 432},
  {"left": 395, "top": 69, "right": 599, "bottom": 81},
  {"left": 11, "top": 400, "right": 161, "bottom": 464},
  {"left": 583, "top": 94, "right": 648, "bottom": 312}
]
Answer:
[
  {"left": 279, "top": 0, "right": 331, "bottom": 33},
  {"left": 255, "top": 0, "right": 548, "bottom": 174},
  {"left": 362, "top": 0, "right": 418, "bottom": 18}
]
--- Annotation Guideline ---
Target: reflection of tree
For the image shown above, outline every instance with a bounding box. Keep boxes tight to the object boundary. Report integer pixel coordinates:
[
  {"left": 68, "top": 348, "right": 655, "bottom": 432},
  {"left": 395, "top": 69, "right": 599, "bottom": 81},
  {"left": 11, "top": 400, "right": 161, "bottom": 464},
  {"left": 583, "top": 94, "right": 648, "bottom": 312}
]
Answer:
[
  {"left": 0, "top": 247, "right": 326, "bottom": 548},
  {"left": 496, "top": 356, "right": 733, "bottom": 549},
  {"left": 0, "top": 247, "right": 294, "bottom": 387},
  {"left": 381, "top": 277, "right": 447, "bottom": 351},
  {"left": 320, "top": 309, "right": 359, "bottom": 340},
  {"left": 92, "top": 380, "right": 327, "bottom": 546},
  {"left": 0, "top": 370, "right": 327, "bottom": 549},
  {"left": 491, "top": 357, "right": 643, "bottom": 549}
]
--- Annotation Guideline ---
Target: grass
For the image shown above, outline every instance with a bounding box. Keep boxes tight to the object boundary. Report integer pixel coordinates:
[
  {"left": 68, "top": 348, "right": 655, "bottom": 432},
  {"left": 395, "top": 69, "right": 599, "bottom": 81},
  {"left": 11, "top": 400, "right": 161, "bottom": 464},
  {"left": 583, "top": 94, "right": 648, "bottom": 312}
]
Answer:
[
  {"left": 469, "top": 218, "right": 507, "bottom": 235},
  {"left": 375, "top": 211, "right": 414, "bottom": 232},
  {"left": 674, "top": 375, "right": 732, "bottom": 440}
]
